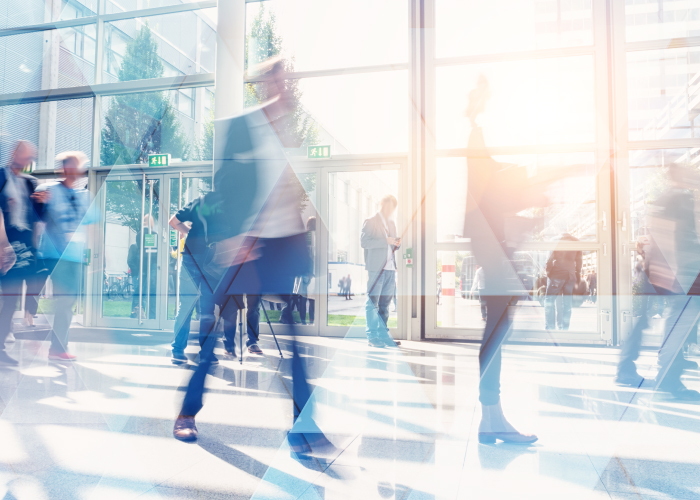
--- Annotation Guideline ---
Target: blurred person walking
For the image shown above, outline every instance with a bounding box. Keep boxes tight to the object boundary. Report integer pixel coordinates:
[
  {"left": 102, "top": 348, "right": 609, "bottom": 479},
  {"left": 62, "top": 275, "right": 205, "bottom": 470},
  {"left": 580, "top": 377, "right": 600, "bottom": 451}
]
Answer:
[
  {"left": 298, "top": 216, "right": 317, "bottom": 325},
  {"left": 35, "top": 151, "right": 96, "bottom": 361},
  {"left": 361, "top": 195, "right": 401, "bottom": 348},
  {"left": 0, "top": 141, "right": 41, "bottom": 364},
  {"left": 544, "top": 233, "right": 582, "bottom": 331},
  {"left": 174, "top": 58, "right": 334, "bottom": 456},
  {"left": 462, "top": 76, "right": 544, "bottom": 444},
  {"left": 345, "top": 274, "right": 352, "bottom": 300},
  {"left": 617, "top": 164, "right": 700, "bottom": 399}
]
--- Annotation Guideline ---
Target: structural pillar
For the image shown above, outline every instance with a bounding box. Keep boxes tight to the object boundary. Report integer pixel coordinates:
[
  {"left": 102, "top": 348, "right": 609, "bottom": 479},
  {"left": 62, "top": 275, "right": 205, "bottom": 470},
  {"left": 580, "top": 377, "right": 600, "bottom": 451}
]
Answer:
[
  {"left": 37, "top": 0, "right": 61, "bottom": 170},
  {"left": 214, "top": 0, "right": 246, "bottom": 120}
]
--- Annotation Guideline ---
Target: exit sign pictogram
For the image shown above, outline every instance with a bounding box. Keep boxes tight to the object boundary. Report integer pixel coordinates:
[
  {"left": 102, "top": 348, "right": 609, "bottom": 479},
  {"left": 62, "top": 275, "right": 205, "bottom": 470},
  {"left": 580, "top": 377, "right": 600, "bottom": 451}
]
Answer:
[{"left": 148, "top": 154, "right": 170, "bottom": 166}]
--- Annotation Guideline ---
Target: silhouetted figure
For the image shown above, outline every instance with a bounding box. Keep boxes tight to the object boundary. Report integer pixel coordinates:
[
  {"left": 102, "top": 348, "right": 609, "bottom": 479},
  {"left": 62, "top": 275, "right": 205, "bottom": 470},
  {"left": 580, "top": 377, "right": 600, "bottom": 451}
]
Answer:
[
  {"left": 544, "top": 233, "right": 582, "bottom": 331},
  {"left": 462, "top": 76, "right": 543, "bottom": 444}
]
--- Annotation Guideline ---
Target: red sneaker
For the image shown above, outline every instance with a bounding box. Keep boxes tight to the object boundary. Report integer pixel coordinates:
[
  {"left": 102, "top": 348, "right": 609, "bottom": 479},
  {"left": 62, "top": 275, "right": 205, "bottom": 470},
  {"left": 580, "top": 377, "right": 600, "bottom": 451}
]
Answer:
[{"left": 49, "top": 351, "right": 77, "bottom": 362}]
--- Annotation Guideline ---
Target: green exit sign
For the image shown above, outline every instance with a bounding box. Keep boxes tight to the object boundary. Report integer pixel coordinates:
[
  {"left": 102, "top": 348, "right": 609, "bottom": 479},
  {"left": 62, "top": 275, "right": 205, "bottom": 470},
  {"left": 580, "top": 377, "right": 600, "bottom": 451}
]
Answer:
[
  {"left": 307, "top": 145, "right": 330, "bottom": 159},
  {"left": 148, "top": 154, "right": 170, "bottom": 167},
  {"left": 143, "top": 233, "right": 157, "bottom": 248}
]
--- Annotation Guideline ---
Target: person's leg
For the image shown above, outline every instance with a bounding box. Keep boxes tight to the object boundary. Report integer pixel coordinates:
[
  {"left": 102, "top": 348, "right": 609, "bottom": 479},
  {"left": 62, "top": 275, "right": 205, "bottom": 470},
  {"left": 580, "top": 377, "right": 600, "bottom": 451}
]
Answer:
[
  {"left": 560, "top": 277, "right": 576, "bottom": 330},
  {"left": 130, "top": 276, "right": 140, "bottom": 317},
  {"left": 299, "top": 296, "right": 307, "bottom": 324},
  {"left": 479, "top": 296, "right": 511, "bottom": 406},
  {"left": 618, "top": 294, "right": 649, "bottom": 381},
  {"left": 49, "top": 261, "right": 80, "bottom": 354},
  {"left": 246, "top": 294, "right": 262, "bottom": 346},
  {"left": 172, "top": 257, "right": 202, "bottom": 355},
  {"left": 309, "top": 298, "right": 315, "bottom": 323},
  {"left": 221, "top": 295, "right": 242, "bottom": 354},
  {"left": 377, "top": 271, "right": 395, "bottom": 342},
  {"left": 25, "top": 270, "right": 46, "bottom": 317},
  {"left": 365, "top": 272, "right": 383, "bottom": 343},
  {"left": 0, "top": 276, "right": 22, "bottom": 350},
  {"left": 479, "top": 293, "right": 487, "bottom": 319},
  {"left": 544, "top": 277, "right": 564, "bottom": 330},
  {"left": 197, "top": 279, "right": 217, "bottom": 361},
  {"left": 656, "top": 295, "right": 700, "bottom": 391}
]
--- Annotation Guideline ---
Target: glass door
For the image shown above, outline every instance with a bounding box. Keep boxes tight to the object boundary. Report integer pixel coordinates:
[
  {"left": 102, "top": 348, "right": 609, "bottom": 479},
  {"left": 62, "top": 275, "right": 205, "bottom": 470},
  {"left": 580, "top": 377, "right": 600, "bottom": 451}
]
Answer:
[
  {"left": 317, "top": 163, "right": 405, "bottom": 337},
  {"left": 163, "top": 172, "right": 213, "bottom": 330},
  {"left": 97, "top": 172, "right": 164, "bottom": 329}
]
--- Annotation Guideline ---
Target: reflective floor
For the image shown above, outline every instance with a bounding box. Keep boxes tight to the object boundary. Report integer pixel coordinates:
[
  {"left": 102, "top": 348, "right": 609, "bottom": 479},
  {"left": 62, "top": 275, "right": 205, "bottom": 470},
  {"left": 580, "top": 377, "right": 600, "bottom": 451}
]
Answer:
[{"left": 0, "top": 335, "right": 698, "bottom": 499}]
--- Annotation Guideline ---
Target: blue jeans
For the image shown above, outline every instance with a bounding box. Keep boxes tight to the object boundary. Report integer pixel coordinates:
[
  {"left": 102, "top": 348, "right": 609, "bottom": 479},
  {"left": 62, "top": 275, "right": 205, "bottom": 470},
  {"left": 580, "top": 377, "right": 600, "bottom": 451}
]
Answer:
[
  {"left": 172, "top": 254, "right": 241, "bottom": 354},
  {"left": 544, "top": 273, "right": 575, "bottom": 330},
  {"left": 365, "top": 270, "right": 396, "bottom": 342}
]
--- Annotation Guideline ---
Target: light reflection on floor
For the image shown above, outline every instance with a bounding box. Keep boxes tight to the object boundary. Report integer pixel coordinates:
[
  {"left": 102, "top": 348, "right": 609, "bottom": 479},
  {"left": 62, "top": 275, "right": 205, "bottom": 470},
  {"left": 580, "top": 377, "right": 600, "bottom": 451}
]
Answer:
[{"left": 0, "top": 336, "right": 698, "bottom": 499}]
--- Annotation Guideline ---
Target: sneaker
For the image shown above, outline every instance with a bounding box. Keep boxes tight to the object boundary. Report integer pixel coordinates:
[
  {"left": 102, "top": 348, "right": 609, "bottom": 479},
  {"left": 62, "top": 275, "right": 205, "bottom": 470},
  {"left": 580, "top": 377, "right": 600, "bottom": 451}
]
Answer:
[
  {"left": 173, "top": 415, "right": 198, "bottom": 442},
  {"left": 383, "top": 339, "right": 402, "bottom": 347},
  {"left": 223, "top": 349, "right": 236, "bottom": 359},
  {"left": 652, "top": 314, "right": 662, "bottom": 319},
  {"left": 171, "top": 351, "right": 187, "bottom": 365},
  {"left": 248, "top": 344, "right": 263, "bottom": 355},
  {"left": 615, "top": 371, "right": 644, "bottom": 387},
  {"left": 49, "top": 351, "right": 77, "bottom": 362},
  {"left": 687, "top": 343, "right": 700, "bottom": 357},
  {"left": 5, "top": 332, "right": 15, "bottom": 343},
  {"left": 0, "top": 351, "right": 18, "bottom": 366},
  {"left": 368, "top": 339, "right": 384, "bottom": 348},
  {"left": 655, "top": 380, "right": 700, "bottom": 401}
]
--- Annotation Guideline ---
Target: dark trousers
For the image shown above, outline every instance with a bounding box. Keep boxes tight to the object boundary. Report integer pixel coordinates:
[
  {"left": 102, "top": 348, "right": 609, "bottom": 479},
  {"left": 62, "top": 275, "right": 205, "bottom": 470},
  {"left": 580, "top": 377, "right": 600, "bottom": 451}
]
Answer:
[
  {"left": 0, "top": 274, "right": 25, "bottom": 347},
  {"left": 181, "top": 235, "right": 316, "bottom": 430},
  {"left": 46, "top": 259, "right": 81, "bottom": 354},
  {"left": 477, "top": 292, "right": 487, "bottom": 318},
  {"left": 299, "top": 297, "right": 315, "bottom": 324},
  {"left": 544, "top": 273, "right": 576, "bottom": 330},
  {"left": 479, "top": 296, "right": 513, "bottom": 405},
  {"left": 25, "top": 267, "right": 47, "bottom": 316}
]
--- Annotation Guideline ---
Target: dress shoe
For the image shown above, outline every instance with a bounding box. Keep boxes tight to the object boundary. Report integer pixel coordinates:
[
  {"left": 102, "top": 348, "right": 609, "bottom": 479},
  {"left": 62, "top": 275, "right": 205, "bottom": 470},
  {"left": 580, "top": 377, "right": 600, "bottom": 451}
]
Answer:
[
  {"left": 479, "top": 401, "right": 537, "bottom": 445},
  {"left": 248, "top": 344, "right": 263, "bottom": 355},
  {"left": 478, "top": 432, "right": 538, "bottom": 444},
  {"left": 0, "top": 351, "right": 18, "bottom": 366},
  {"left": 171, "top": 351, "right": 187, "bottom": 365},
  {"left": 173, "top": 415, "right": 198, "bottom": 441}
]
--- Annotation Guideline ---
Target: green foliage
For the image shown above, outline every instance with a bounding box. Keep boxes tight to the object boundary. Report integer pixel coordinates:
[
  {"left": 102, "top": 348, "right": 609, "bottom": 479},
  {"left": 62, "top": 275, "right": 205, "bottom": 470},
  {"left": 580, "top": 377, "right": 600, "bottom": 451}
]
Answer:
[
  {"left": 244, "top": 4, "right": 319, "bottom": 147},
  {"left": 101, "top": 25, "right": 190, "bottom": 166},
  {"left": 192, "top": 95, "right": 215, "bottom": 161}
]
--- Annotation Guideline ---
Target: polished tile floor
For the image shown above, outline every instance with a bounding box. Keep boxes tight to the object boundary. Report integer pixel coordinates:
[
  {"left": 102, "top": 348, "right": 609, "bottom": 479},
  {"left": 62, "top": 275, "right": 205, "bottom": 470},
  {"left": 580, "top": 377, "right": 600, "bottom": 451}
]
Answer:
[{"left": 0, "top": 335, "right": 698, "bottom": 500}]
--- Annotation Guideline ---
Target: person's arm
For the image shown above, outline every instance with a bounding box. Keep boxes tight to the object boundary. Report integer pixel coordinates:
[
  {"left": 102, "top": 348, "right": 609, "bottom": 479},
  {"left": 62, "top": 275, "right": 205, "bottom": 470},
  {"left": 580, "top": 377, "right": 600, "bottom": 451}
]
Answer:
[
  {"left": 0, "top": 211, "right": 16, "bottom": 274},
  {"left": 576, "top": 250, "right": 583, "bottom": 282},
  {"left": 169, "top": 214, "right": 190, "bottom": 235},
  {"left": 361, "top": 217, "right": 395, "bottom": 249}
]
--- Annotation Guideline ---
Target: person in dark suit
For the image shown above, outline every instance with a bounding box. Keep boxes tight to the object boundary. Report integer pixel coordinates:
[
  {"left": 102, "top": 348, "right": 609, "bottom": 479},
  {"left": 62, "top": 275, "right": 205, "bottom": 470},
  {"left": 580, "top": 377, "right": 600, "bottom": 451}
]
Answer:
[
  {"left": 0, "top": 140, "right": 37, "bottom": 366},
  {"left": 361, "top": 195, "right": 401, "bottom": 348},
  {"left": 174, "top": 57, "right": 333, "bottom": 456}
]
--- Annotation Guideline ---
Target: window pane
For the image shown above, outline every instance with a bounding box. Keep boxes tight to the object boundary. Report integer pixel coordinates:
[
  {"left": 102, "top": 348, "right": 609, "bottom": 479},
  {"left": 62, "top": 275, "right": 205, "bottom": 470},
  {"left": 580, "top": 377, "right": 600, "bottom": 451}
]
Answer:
[
  {"left": 627, "top": 47, "right": 700, "bottom": 141},
  {"left": 0, "top": 98, "right": 93, "bottom": 170},
  {"left": 103, "top": 10, "right": 216, "bottom": 84},
  {"left": 436, "top": 0, "right": 592, "bottom": 58},
  {"left": 245, "top": 0, "right": 407, "bottom": 72},
  {"left": 295, "top": 71, "right": 408, "bottom": 154},
  {"left": 436, "top": 153, "right": 597, "bottom": 243},
  {"left": 626, "top": 0, "right": 700, "bottom": 42},
  {"left": 437, "top": 57, "right": 594, "bottom": 150},
  {"left": 437, "top": 250, "right": 599, "bottom": 334},
  {"left": 0, "top": 0, "right": 95, "bottom": 28},
  {"left": 100, "top": 86, "right": 214, "bottom": 166},
  {"left": 0, "top": 27, "right": 97, "bottom": 93},
  {"left": 105, "top": 0, "right": 211, "bottom": 15}
]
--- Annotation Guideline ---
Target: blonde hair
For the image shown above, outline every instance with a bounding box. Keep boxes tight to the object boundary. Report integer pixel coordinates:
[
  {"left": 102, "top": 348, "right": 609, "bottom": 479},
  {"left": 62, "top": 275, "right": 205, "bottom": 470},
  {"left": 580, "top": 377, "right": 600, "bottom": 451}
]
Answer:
[
  {"left": 381, "top": 195, "right": 398, "bottom": 208},
  {"left": 55, "top": 151, "right": 88, "bottom": 170}
]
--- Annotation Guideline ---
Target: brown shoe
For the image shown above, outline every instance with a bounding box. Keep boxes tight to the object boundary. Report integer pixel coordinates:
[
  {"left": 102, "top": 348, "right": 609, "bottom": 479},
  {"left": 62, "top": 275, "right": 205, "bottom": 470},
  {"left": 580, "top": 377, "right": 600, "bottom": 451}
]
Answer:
[
  {"left": 248, "top": 344, "right": 263, "bottom": 355},
  {"left": 173, "top": 415, "right": 198, "bottom": 442}
]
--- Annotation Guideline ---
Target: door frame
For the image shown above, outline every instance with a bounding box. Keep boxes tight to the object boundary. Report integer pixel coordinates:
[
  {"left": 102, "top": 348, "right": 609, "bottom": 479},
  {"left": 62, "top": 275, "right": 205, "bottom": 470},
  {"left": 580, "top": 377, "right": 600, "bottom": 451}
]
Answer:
[
  {"left": 258, "top": 156, "right": 409, "bottom": 339},
  {"left": 88, "top": 164, "right": 214, "bottom": 330}
]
